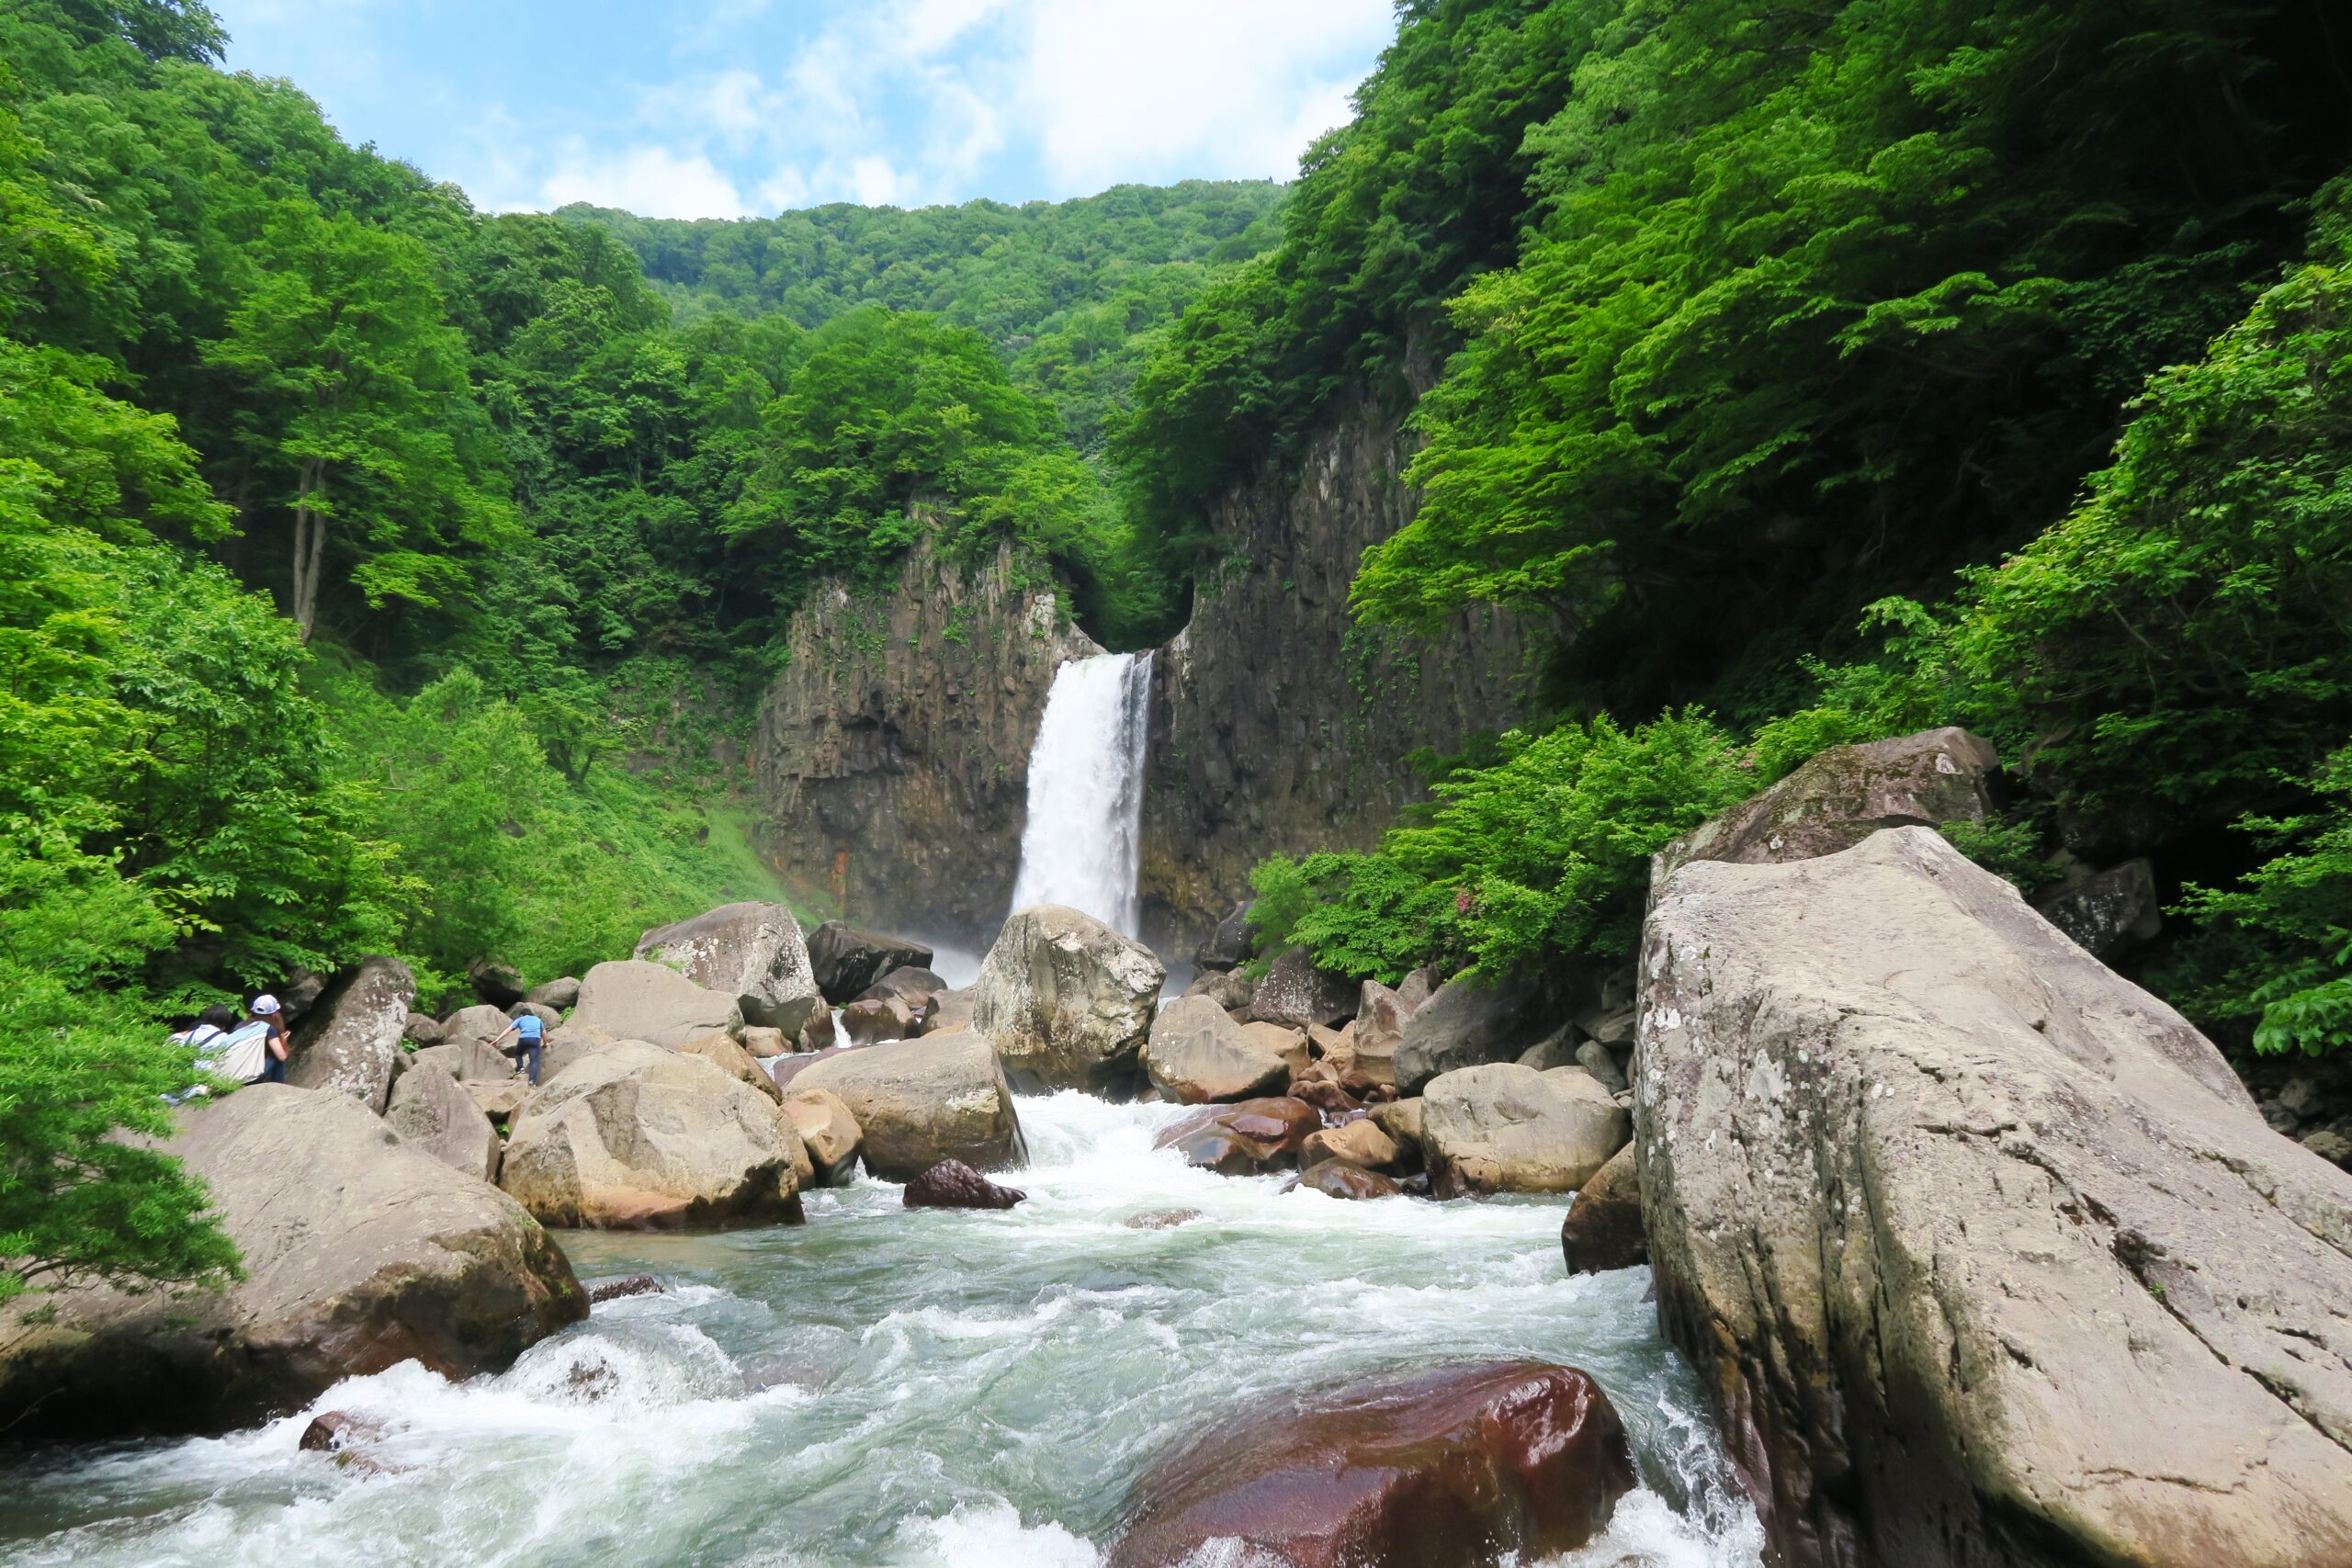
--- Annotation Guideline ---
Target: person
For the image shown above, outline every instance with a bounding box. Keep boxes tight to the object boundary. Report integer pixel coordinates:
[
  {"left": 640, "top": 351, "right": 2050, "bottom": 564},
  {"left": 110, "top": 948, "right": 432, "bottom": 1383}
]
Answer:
[
  {"left": 164, "top": 1005, "right": 242, "bottom": 1103},
  {"left": 490, "top": 1010, "right": 547, "bottom": 1086},
  {"left": 249, "top": 994, "right": 293, "bottom": 1083}
]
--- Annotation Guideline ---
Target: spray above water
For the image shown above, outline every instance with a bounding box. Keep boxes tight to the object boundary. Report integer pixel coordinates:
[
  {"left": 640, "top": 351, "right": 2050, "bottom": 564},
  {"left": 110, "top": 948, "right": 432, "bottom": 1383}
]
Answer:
[{"left": 1009, "top": 651, "right": 1153, "bottom": 936}]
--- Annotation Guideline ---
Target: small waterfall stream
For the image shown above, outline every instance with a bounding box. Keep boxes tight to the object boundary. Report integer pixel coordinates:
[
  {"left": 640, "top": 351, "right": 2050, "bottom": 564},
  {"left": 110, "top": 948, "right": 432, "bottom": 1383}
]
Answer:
[{"left": 1007, "top": 651, "right": 1153, "bottom": 936}]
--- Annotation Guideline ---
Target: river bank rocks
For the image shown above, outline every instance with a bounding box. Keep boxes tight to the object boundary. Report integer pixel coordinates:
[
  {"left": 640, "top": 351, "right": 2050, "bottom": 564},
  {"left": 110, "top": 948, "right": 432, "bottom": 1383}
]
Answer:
[
  {"left": 385, "top": 1058, "right": 502, "bottom": 1182},
  {"left": 808, "top": 920, "right": 935, "bottom": 1004},
  {"left": 571, "top": 960, "right": 744, "bottom": 1048},
  {"left": 1142, "top": 995, "right": 1291, "bottom": 1102},
  {"left": 635, "top": 901, "right": 823, "bottom": 1035},
  {"left": 0, "top": 1086, "right": 583, "bottom": 1438},
  {"left": 498, "top": 1040, "right": 807, "bottom": 1229},
  {"left": 902, "top": 1158, "right": 1027, "bottom": 1210},
  {"left": 1393, "top": 974, "right": 1546, "bottom": 1093},
  {"left": 1107, "top": 1360, "right": 1633, "bottom": 1568},
  {"left": 1248, "top": 946, "right": 1357, "bottom": 1030},
  {"left": 1421, "top": 1064, "right": 1628, "bottom": 1198},
  {"left": 287, "top": 956, "right": 415, "bottom": 1112},
  {"left": 792, "top": 1031, "right": 1027, "bottom": 1179},
  {"left": 1641, "top": 826, "right": 2352, "bottom": 1568},
  {"left": 1558, "top": 1144, "right": 1644, "bottom": 1274},
  {"left": 974, "top": 904, "right": 1164, "bottom": 1093},
  {"left": 1152, "top": 1097, "right": 1322, "bottom": 1174}
]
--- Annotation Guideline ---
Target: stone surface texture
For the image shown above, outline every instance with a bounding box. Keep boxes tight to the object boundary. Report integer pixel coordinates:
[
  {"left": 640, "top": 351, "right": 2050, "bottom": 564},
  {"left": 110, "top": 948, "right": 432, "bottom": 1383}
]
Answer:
[
  {"left": 286, "top": 956, "right": 415, "bottom": 1112},
  {"left": 571, "top": 959, "right": 743, "bottom": 1049},
  {"left": 1420, "top": 1064, "right": 1628, "bottom": 1197},
  {"left": 384, "top": 1058, "right": 501, "bottom": 1182},
  {"left": 1142, "top": 995, "right": 1293, "bottom": 1104},
  {"left": 973, "top": 904, "right": 1164, "bottom": 1093},
  {"left": 790, "top": 1031, "right": 1027, "bottom": 1180},
  {"left": 634, "top": 901, "right": 822, "bottom": 1033}
]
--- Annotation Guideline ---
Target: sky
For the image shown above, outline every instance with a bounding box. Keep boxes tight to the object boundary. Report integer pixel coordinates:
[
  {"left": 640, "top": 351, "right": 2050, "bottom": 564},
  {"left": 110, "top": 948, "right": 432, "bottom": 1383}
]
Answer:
[{"left": 210, "top": 0, "right": 1397, "bottom": 220}]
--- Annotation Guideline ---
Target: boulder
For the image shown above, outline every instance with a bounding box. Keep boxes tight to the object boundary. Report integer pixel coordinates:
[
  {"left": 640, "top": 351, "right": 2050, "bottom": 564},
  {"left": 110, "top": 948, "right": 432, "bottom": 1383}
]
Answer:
[
  {"left": 1514, "top": 1023, "right": 1582, "bottom": 1073},
  {"left": 524, "top": 976, "right": 580, "bottom": 1012},
  {"left": 0, "top": 1086, "right": 583, "bottom": 1438},
  {"left": 537, "top": 1023, "right": 621, "bottom": 1088},
  {"left": 634, "top": 901, "right": 823, "bottom": 1034},
  {"left": 974, "top": 904, "right": 1164, "bottom": 1093},
  {"left": 768, "top": 1043, "right": 856, "bottom": 1090},
  {"left": 2035, "top": 856, "right": 2164, "bottom": 961},
  {"left": 1303, "top": 1118, "right": 1402, "bottom": 1172},
  {"left": 1574, "top": 1038, "right": 1628, "bottom": 1094},
  {"left": 1152, "top": 1097, "right": 1321, "bottom": 1175},
  {"left": 403, "top": 1010, "right": 445, "bottom": 1045},
  {"left": 276, "top": 967, "right": 327, "bottom": 1021},
  {"left": 1421, "top": 1065, "right": 1628, "bottom": 1198},
  {"left": 1289, "top": 1078, "right": 1361, "bottom": 1116},
  {"left": 498, "top": 1040, "right": 806, "bottom": 1229},
  {"left": 1369, "top": 1097, "right": 1423, "bottom": 1157},
  {"left": 1106, "top": 1361, "right": 1634, "bottom": 1568},
  {"left": 841, "top": 994, "right": 917, "bottom": 1044},
  {"left": 1392, "top": 974, "right": 1544, "bottom": 1093},
  {"left": 468, "top": 958, "right": 526, "bottom": 1009},
  {"left": 1350, "top": 979, "right": 1414, "bottom": 1087},
  {"left": 902, "top": 1159, "right": 1027, "bottom": 1210},
  {"left": 741, "top": 1025, "right": 787, "bottom": 1058},
  {"left": 1292, "top": 1161, "right": 1401, "bottom": 1201},
  {"left": 1558, "top": 1143, "right": 1645, "bottom": 1274},
  {"left": 791, "top": 1031, "right": 1027, "bottom": 1180},
  {"left": 1651, "top": 725, "right": 2000, "bottom": 887},
  {"left": 1194, "top": 899, "right": 1256, "bottom": 972},
  {"left": 780, "top": 1088, "right": 862, "bottom": 1185},
  {"left": 1248, "top": 946, "right": 1356, "bottom": 1031},
  {"left": 860, "top": 965, "right": 948, "bottom": 1008},
  {"left": 585, "top": 1273, "right": 662, "bottom": 1303},
  {"left": 287, "top": 956, "right": 415, "bottom": 1112},
  {"left": 1641, "top": 826, "right": 2352, "bottom": 1568},
  {"left": 796, "top": 1008, "right": 839, "bottom": 1054},
  {"left": 1238, "top": 1021, "right": 1310, "bottom": 1076},
  {"left": 924, "top": 986, "right": 976, "bottom": 1036},
  {"left": 808, "top": 920, "right": 934, "bottom": 1005},
  {"left": 439, "top": 1002, "right": 526, "bottom": 1081},
  {"left": 464, "top": 1078, "right": 529, "bottom": 1122},
  {"left": 1183, "top": 966, "right": 1256, "bottom": 1013},
  {"left": 1394, "top": 965, "right": 1442, "bottom": 1010},
  {"left": 507, "top": 1001, "right": 562, "bottom": 1032},
  {"left": 1142, "top": 995, "right": 1293, "bottom": 1103},
  {"left": 571, "top": 959, "right": 743, "bottom": 1049},
  {"left": 384, "top": 1058, "right": 501, "bottom": 1182},
  {"left": 678, "top": 1030, "right": 784, "bottom": 1103}
]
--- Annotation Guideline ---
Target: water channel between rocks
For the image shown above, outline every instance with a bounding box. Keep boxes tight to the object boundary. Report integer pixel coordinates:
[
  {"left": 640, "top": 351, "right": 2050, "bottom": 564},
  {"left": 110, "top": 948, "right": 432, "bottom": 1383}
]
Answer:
[{"left": 0, "top": 1092, "right": 1762, "bottom": 1568}]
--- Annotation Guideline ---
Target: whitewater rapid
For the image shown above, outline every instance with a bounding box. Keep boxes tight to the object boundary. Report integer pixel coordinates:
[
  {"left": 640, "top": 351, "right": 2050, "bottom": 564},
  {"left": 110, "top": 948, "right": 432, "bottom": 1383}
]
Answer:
[{"left": 0, "top": 1094, "right": 1763, "bottom": 1567}]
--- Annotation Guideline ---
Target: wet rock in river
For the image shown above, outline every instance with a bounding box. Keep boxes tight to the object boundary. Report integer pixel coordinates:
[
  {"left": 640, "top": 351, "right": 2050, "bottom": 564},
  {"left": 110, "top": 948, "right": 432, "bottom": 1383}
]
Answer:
[
  {"left": 1290, "top": 1160, "right": 1401, "bottom": 1201},
  {"left": 791, "top": 1031, "right": 1027, "bottom": 1180},
  {"left": 1153, "top": 1096, "right": 1321, "bottom": 1175},
  {"left": 1558, "top": 1143, "right": 1645, "bottom": 1275},
  {"left": 902, "top": 1158, "right": 1027, "bottom": 1210},
  {"left": 585, "top": 1273, "right": 663, "bottom": 1303},
  {"left": 975, "top": 903, "right": 1165, "bottom": 1094}
]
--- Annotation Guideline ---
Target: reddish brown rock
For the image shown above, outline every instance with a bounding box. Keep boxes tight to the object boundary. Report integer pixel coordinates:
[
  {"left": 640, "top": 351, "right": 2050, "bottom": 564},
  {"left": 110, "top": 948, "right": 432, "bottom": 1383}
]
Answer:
[
  {"left": 1293, "top": 1161, "right": 1402, "bottom": 1201},
  {"left": 300, "top": 1410, "right": 387, "bottom": 1453},
  {"left": 1107, "top": 1361, "right": 1634, "bottom": 1568},
  {"left": 841, "top": 994, "right": 916, "bottom": 1044},
  {"left": 901, "top": 1158, "right": 1026, "bottom": 1211},
  {"left": 1154, "top": 1096, "right": 1323, "bottom": 1174},
  {"left": 1288, "top": 1078, "right": 1361, "bottom": 1116}
]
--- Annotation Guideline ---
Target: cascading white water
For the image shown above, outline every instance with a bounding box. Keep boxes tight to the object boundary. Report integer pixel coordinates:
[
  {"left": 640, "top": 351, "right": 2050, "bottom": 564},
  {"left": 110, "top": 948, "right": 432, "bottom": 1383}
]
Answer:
[{"left": 1007, "top": 650, "right": 1153, "bottom": 936}]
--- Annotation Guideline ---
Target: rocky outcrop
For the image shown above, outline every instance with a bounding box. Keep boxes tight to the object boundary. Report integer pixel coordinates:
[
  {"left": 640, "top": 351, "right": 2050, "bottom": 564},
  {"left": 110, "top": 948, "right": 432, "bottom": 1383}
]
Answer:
[
  {"left": 1107, "top": 1361, "right": 1633, "bottom": 1568},
  {"left": 1392, "top": 974, "right": 1544, "bottom": 1093},
  {"left": 0, "top": 1087, "right": 582, "bottom": 1438},
  {"left": 1142, "top": 994, "right": 1292, "bottom": 1103},
  {"left": 1641, "top": 826, "right": 2352, "bottom": 1568},
  {"left": 791, "top": 1032, "right": 1027, "bottom": 1180},
  {"left": 570, "top": 959, "right": 743, "bottom": 1048},
  {"left": 902, "top": 1159, "right": 1027, "bottom": 1210},
  {"left": 974, "top": 905, "right": 1164, "bottom": 1093},
  {"left": 286, "top": 956, "right": 414, "bottom": 1112},
  {"left": 384, "top": 1058, "right": 501, "bottom": 1182},
  {"left": 1421, "top": 1065, "right": 1628, "bottom": 1198},
  {"left": 634, "top": 902, "right": 822, "bottom": 1034},
  {"left": 1559, "top": 1143, "right": 1644, "bottom": 1274},
  {"left": 498, "top": 1040, "right": 805, "bottom": 1229},
  {"left": 752, "top": 537, "right": 1101, "bottom": 943}
]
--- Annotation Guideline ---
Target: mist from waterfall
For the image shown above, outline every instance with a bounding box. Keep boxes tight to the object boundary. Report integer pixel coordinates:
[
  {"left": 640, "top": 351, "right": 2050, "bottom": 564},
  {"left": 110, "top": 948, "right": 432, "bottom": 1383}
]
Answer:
[{"left": 1008, "top": 651, "right": 1153, "bottom": 936}]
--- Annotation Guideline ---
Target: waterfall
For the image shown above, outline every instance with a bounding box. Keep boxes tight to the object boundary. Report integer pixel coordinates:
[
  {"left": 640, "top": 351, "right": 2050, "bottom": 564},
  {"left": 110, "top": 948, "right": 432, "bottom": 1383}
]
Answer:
[{"left": 1008, "top": 650, "right": 1153, "bottom": 936}]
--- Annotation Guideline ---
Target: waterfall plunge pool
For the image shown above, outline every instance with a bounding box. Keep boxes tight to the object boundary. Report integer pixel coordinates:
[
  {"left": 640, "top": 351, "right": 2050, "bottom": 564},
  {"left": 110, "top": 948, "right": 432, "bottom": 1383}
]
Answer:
[{"left": 0, "top": 1093, "right": 1763, "bottom": 1567}]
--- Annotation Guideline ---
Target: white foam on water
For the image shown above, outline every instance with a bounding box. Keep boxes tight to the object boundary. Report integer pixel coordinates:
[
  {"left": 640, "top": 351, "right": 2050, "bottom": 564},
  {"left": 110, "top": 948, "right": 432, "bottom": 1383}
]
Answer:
[{"left": 1008, "top": 651, "right": 1153, "bottom": 937}]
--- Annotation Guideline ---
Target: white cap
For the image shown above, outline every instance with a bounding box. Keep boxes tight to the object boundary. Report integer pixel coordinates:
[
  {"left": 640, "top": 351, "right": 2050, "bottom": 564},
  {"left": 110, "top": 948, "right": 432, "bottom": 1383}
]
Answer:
[{"left": 251, "top": 995, "right": 281, "bottom": 1015}]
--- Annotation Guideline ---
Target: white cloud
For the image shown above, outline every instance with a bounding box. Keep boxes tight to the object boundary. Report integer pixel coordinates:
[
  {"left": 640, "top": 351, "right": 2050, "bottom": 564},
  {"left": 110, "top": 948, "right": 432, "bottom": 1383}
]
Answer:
[{"left": 538, "top": 144, "right": 748, "bottom": 219}]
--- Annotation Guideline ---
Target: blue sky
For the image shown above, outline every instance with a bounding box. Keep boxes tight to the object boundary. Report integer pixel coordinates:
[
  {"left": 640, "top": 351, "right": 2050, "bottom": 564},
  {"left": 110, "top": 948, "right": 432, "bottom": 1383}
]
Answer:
[{"left": 211, "top": 1, "right": 1397, "bottom": 219}]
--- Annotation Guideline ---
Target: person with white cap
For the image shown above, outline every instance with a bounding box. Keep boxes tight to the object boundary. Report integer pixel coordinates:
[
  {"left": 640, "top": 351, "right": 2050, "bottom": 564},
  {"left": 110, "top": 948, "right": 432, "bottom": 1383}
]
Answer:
[{"left": 248, "top": 994, "right": 293, "bottom": 1083}]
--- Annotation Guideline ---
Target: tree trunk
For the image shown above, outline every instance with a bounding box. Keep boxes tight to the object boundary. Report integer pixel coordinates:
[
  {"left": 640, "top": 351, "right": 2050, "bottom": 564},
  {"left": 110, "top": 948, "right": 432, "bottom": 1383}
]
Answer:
[{"left": 289, "top": 457, "right": 326, "bottom": 641}]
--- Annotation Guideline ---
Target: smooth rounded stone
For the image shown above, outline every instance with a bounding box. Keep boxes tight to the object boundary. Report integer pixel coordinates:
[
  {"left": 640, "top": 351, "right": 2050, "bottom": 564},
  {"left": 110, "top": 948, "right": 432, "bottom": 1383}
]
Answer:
[
  {"left": 584, "top": 1273, "right": 662, "bottom": 1303},
  {"left": 791, "top": 1031, "right": 1027, "bottom": 1180},
  {"left": 807, "top": 920, "right": 935, "bottom": 1005},
  {"left": 974, "top": 904, "right": 1165, "bottom": 1094},
  {"left": 571, "top": 959, "right": 744, "bottom": 1049},
  {"left": 1421, "top": 1065, "right": 1629, "bottom": 1198},
  {"left": 1247, "top": 946, "right": 1357, "bottom": 1031},
  {"left": 287, "top": 957, "right": 416, "bottom": 1112},
  {"left": 902, "top": 1158, "right": 1027, "bottom": 1210},
  {"left": 1303, "top": 1118, "right": 1402, "bottom": 1172},
  {"left": 1142, "top": 995, "right": 1292, "bottom": 1103},
  {"left": 1515, "top": 1023, "right": 1581, "bottom": 1073},
  {"left": 1392, "top": 973, "right": 1545, "bottom": 1093},
  {"left": 1559, "top": 1143, "right": 1645, "bottom": 1274},
  {"left": 507, "top": 1001, "right": 562, "bottom": 1031},
  {"left": 1238, "top": 1021, "right": 1310, "bottom": 1076},
  {"left": 468, "top": 958, "right": 526, "bottom": 1009},
  {"left": 841, "top": 994, "right": 916, "bottom": 1044},
  {"left": 859, "top": 966, "right": 948, "bottom": 1007},
  {"left": 2035, "top": 856, "right": 2165, "bottom": 961},
  {"left": 0, "top": 1087, "right": 584, "bottom": 1438},
  {"left": 1369, "top": 1097, "right": 1423, "bottom": 1156},
  {"left": 1644, "top": 826, "right": 2352, "bottom": 1567},
  {"left": 439, "top": 1002, "right": 526, "bottom": 1081},
  {"left": 780, "top": 1088, "right": 862, "bottom": 1185},
  {"left": 403, "top": 1010, "right": 446, "bottom": 1045},
  {"left": 1152, "top": 1097, "right": 1321, "bottom": 1175},
  {"left": 1652, "top": 725, "right": 2001, "bottom": 887},
  {"left": 679, "top": 1030, "right": 784, "bottom": 1103},
  {"left": 1289, "top": 1078, "right": 1361, "bottom": 1116},
  {"left": 1193, "top": 897, "right": 1256, "bottom": 972},
  {"left": 634, "top": 901, "right": 823, "bottom": 1033},
  {"left": 498, "top": 1040, "right": 806, "bottom": 1229},
  {"left": 1574, "top": 1037, "right": 1628, "bottom": 1094},
  {"left": 524, "top": 976, "right": 580, "bottom": 1012},
  {"left": 1291, "top": 1160, "right": 1402, "bottom": 1201},
  {"left": 741, "top": 1026, "right": 787, "bottom": 1058},
  {"left": 1106, "top": 1360, "right": 1634, "bottom": 1568},
  {"left": 385, "top": 1058, "right": 500, "bottom": 1183},
  {"left": 300, "top": 1410, "right": 385, "bottom": 1453},
  {"left": 536, "top": 1023, "right": 624, "bottom": 1089},
  {"left": 1350, "top": 979, "right": 1413, "bottom": 1087},
  {"left": 1182, "top": 966, "right": 1256, "bottom": 1013}
]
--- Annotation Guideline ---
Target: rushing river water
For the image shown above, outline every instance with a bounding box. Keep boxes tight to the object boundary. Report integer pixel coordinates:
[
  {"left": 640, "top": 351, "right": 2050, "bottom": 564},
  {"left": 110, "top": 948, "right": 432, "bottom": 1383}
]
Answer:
[{"left": 0, "top": 1093, "right": 1763, "bottom": 1567}]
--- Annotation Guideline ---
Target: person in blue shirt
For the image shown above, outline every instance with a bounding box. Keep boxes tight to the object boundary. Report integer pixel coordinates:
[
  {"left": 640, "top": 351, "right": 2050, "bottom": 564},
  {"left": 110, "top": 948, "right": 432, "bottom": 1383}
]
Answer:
[{"left": 491, "top": 1010, "right": 548, "bottom": 1086}]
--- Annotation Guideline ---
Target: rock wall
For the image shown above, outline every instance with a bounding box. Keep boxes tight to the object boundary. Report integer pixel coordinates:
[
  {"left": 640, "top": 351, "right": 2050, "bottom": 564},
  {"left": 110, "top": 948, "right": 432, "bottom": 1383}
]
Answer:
[
  {"left": 1139, "top": 392, "right": 1531, "bottom": 952},
  {"left": 751, "top": 538, "right": 1100, "bottom": 944}
]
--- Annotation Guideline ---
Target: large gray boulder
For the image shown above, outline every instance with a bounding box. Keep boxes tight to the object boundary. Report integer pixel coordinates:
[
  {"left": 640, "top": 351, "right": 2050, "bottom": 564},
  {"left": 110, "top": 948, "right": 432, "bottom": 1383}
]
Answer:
[
  {"left": 1349, "top": 978, "right": 1415, "bottom": 1087},
  {"left": 974, "top": 904, "right": 1164, "bottom": 1093},
  {"left": 432, "top": 1002, "right": 525, "bottom": 1081},
  {"left": 0, "top": 1087, "right": 582, "bottom": 1438},
  {"left": 1641, "top": 827, "right": 2352, "bottom": 1568},
  {"left": 808, "top": 920, "right": 934, "bottom": 1005},
  {"left": 635, "top": 901, "right": 824, "bottom": 1035},
  {"left": 1652, "top": 725, "right": 1999, "bottom": 887},
  {"left": 571, "top": 959, "right": 743, "bottom": 1048},
  {"left": 792, "top": 1031, "right": 1027, "bottom": 1180},
  {"left": 286, "top": 956, "right": 414, "bottom": 1112},
  {"left": 1391, "top": 973, "right": 1544, "bottom": 1093},
  {"left": 499, "top": 1039, "right": 805, "bottom": 1229},
  {"left": 1247, "top": 946, "right": 1357, "bottom": 1030},
  {"left": 1142, "top": 995, "right": 1292, "bottom": 1104},
  {"left": 384, "top": 1058, "right": 501, "bottom": 1182},
  {"left": 1421, "top": 1064, "right": 1628, "bottom": 1198}
]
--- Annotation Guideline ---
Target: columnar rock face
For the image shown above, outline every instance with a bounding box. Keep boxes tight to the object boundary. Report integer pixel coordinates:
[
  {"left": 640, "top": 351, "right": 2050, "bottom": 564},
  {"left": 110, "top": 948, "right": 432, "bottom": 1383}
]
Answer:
[
  {"left": 1137, "top": 390, "right": 1530, "bottom": 953},
  {"left": 571, "top": 959, "right": 743, "bottom": 1048},
  {"left": 974, "top": 905, "right": 1165, "bottom": 1094},
  {"left": 751, "top": 536, "right": 1102, "bottom": 943},
  {"left": 1641, "top": 827, "right": 2352, "bottom": 1568},
  {"left": 384, "top": 1058, "right": 502, "bottom": 1182},
  {"left": 287, "top": 956, "right": 415, "bottom": 1112},
  {"left": 0, "top": 1087, "right": 583, "bottom": 1438},
  {"left": 635, "top": 902, "right": 823, "bottom": 1033},
  {"left": 499, "top": 1040, "right": 806, "bottom": 1229},
  {"left": 791, "top": 1032, "right": 1027, "bottom": 1180}
]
